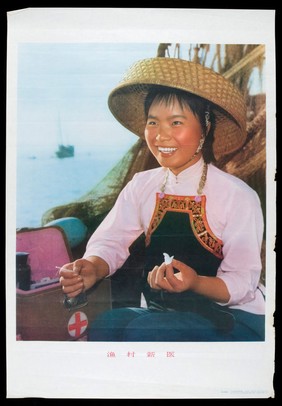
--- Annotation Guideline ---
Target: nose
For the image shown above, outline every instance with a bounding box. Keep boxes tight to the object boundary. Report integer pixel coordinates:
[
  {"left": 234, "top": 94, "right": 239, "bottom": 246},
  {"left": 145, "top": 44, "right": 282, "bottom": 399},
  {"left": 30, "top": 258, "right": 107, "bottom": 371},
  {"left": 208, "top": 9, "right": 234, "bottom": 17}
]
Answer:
[{"left": 156, "top": 123, "right": 171, "bottom": 141}]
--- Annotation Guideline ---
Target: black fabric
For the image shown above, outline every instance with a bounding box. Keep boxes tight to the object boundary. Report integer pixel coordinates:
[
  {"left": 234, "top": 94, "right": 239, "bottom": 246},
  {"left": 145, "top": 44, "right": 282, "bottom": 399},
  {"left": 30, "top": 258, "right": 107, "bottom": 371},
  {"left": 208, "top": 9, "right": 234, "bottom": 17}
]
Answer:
[
  {"left": 145, "top": 211, "right": 222, "bottom": 277},
  {"left": 143, "top": 209, "right": 233, "bottom": 332}
]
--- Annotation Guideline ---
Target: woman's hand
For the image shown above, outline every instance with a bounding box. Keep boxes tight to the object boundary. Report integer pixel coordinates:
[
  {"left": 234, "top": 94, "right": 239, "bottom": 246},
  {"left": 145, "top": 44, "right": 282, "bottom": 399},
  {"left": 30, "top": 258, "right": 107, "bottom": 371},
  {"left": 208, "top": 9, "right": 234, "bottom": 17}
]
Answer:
[
  {"left": 147, "top": 258, "right": 230, "bottom": 302},
  {"left": 59, "top": 257, "right": 109, "bottom": 298},
  {"left": 147, "top": 259, "right": 198, "bottom": 293}
]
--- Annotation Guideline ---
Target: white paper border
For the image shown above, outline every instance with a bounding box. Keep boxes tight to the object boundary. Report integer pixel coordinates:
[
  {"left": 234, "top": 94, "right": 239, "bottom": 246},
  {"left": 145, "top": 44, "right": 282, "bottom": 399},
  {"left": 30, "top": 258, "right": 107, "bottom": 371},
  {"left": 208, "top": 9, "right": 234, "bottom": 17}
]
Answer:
[{"left": 6, "top": 8, "right": 276, "bottom": 399}]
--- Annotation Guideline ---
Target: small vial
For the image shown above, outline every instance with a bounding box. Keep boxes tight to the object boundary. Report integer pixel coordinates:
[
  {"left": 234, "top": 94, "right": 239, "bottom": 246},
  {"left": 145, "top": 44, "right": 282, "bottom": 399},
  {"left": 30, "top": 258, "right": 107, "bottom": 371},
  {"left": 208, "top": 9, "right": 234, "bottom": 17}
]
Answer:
[
  {"left": 16, "top": 252, "right": 31, "bottom": 290},
  {"left": 57, "top": 266, "right": 88, "bottom": 311}
]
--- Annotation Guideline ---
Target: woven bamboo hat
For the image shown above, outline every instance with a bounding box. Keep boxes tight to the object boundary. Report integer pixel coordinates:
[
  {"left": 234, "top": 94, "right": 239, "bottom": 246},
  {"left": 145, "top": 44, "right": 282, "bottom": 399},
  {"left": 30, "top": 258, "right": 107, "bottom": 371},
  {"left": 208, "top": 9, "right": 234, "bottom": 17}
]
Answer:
[{"left": 108, "top": 57, "right": 247, "bottom": 159}]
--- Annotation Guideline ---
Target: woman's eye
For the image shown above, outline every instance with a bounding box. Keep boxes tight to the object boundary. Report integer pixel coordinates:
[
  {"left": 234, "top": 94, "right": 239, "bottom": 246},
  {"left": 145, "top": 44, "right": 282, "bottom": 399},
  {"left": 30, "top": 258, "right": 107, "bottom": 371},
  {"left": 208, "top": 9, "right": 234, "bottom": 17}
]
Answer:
[
  {"left": 146, "top": 120, "right": 157, "bottom": 126},
  {"left": 172, "top": 120, "right": 182, "bottom": 126}
]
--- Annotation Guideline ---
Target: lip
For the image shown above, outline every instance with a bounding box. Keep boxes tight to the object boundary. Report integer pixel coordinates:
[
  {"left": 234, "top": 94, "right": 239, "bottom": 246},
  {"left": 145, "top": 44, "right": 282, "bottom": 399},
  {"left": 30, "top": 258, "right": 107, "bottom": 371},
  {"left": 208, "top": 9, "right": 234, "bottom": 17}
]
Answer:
[{"left": 157, "top": 147, "right": 178, "bottom": 155}]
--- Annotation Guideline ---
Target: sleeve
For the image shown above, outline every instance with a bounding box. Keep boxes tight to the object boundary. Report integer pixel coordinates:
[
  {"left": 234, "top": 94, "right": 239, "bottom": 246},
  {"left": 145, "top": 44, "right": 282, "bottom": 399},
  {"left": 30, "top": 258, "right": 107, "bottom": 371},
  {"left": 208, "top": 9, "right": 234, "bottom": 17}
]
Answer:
[
  {"left": 83, "top": 175, "right": 144, "bottom": 275},
  {"left": 216, "top": 187, "right": 264, "bottom": 307}
]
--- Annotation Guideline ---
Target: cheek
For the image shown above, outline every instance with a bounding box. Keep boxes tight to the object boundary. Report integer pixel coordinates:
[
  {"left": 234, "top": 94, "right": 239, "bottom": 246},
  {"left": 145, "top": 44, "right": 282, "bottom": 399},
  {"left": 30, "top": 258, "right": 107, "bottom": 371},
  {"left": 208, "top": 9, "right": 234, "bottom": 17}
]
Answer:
[
  {"left": 144, "top": 129, "right": 155, "bottom": 145},
  {"left": 177, "top": 127, "right": 202, "bottom": 147}
]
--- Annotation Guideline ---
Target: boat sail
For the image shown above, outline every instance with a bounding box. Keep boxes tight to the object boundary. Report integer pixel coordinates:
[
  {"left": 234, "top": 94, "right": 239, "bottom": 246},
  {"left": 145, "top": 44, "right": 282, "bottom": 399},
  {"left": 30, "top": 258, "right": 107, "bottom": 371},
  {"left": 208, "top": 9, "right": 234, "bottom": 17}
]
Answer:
[{"left": 55, "top": 113, "right": 74, "bottom": 158}]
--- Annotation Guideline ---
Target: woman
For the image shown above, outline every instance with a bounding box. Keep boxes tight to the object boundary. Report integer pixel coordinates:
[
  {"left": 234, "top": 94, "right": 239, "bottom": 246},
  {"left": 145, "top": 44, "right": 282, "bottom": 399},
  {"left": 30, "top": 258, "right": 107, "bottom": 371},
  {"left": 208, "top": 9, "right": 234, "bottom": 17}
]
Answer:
[{"left": 59, "top": 57, "right": 265, "bottom": 341}]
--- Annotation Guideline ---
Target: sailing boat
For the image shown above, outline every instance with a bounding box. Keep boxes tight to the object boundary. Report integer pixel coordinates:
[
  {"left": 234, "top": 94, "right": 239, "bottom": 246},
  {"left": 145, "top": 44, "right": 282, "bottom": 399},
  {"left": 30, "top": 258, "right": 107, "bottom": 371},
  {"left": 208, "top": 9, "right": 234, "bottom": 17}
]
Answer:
[
  {"left": 55, "top": 113, "right": 75, "bottom": 158},
  {"left": 56, "top": 144, "right": 74, "bottom": 158}
]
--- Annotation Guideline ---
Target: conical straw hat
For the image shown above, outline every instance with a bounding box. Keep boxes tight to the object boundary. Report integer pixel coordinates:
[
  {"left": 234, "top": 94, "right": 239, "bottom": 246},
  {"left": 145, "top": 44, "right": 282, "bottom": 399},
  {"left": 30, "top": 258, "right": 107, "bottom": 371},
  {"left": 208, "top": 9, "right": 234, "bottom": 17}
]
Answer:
[{"left": 108, "top": 57, "right": 247, "bottom": 159}]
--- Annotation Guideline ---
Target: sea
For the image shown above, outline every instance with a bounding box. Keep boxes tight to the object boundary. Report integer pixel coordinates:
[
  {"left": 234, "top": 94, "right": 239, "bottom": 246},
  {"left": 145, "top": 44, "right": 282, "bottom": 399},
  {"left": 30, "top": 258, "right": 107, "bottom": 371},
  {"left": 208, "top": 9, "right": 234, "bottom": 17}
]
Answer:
[{"left": 15, "top": 148, "right": 130, "bottom": 229}]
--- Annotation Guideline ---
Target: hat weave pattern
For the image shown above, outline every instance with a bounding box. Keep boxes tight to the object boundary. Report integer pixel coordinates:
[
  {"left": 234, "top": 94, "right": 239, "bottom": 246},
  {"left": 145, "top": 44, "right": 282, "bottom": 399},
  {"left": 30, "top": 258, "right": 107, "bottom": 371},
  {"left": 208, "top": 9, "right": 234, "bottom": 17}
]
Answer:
[{"left": 108, "top": 58, "right": 247, "bottom": 159}]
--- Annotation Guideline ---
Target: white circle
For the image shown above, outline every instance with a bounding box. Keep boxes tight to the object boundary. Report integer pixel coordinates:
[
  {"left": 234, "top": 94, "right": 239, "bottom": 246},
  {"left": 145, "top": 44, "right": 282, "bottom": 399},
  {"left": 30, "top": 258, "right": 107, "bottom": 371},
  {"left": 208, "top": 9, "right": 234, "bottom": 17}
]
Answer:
[{"left": 67, "top": 311, "right": 88, "bottom": 338}]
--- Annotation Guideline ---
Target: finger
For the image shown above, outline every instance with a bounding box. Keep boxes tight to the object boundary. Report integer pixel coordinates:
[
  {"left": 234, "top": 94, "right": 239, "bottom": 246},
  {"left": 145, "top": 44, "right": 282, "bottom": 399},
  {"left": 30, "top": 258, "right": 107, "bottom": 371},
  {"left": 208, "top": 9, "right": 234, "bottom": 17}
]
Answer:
[
  {"left": 62, "top": 278, "right": 84, "bottom": 296},
  {"left": 73, "top": 258, "right": 85, "bottom": 275},
  {"left": 60, "top": 273, "right": 83, "bottom": 286},
  {"left": 59, "top": 272, "right": 78, "bottom": 282},
  {"left": 63, "top": 285, "right": 84, "bottom": 298},
  {"left": 170, "top": 259, "right": 185, "bottom": 273},
  {"left": 155, "top": 264, "right": 174, "bottom": 292},
  {"left": 148, "top": 266, "right": 159, "bottom": 289},
  {"left": 148, "top": 266, "right": 161, "bottom": 290},
  {"left": 59, "top": 264, "right": 78, "bottom": 278},
  {"left": 154, "top": 262, "right": 166, "bottom": 284},
  {"left": 164, "top": 261, "right": 182, "bottom": 290}
]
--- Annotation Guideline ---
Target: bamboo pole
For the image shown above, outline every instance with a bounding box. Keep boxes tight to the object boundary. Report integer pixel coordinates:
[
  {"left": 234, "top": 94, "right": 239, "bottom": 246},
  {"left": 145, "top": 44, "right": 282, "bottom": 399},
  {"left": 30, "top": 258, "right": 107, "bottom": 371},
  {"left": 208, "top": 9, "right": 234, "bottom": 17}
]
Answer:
[{"left": 223, "top": 44, "right": 265, "bottom": 79}]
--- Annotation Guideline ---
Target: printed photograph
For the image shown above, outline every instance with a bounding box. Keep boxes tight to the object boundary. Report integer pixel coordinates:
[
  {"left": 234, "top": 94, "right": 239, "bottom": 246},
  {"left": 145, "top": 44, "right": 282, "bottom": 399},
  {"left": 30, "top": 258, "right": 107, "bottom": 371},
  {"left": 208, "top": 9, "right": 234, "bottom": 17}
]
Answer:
[
  {"left": 15, "top": 42, "right": 267, "bottom": 342},
  {"left": 6, "top": 8, "right": 276, "bottom": 399}
]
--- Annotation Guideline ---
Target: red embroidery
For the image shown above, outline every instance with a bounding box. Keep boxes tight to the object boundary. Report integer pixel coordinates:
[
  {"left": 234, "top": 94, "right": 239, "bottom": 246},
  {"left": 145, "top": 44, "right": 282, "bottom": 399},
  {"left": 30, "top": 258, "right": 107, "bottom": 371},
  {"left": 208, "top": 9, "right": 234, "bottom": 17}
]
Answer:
[{"left": 145, "top": 193, "right": 223, "bottom": 259}]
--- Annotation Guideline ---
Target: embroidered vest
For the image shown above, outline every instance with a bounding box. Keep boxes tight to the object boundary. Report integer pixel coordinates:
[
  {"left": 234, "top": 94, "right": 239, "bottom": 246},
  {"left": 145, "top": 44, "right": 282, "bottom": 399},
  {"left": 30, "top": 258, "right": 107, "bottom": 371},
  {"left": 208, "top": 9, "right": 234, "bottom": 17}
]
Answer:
[{"left": 143, "top": 193, "right": 224, "bottom": 311}]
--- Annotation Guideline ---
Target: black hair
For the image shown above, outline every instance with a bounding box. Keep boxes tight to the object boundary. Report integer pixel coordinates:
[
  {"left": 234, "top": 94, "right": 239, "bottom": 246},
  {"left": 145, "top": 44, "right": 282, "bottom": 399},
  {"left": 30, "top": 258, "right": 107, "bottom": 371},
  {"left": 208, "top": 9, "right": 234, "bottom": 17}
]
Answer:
[{"left": 144, "top": 85, "right": 216, "bottom": 163}]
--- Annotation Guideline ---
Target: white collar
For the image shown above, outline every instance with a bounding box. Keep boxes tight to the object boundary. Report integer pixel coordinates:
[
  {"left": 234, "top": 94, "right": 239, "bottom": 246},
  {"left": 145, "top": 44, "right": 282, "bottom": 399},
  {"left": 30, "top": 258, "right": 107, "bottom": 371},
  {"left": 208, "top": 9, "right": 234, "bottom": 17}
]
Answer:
[{"left": 167, "top": 157, "right": 205, "bottom": 184}]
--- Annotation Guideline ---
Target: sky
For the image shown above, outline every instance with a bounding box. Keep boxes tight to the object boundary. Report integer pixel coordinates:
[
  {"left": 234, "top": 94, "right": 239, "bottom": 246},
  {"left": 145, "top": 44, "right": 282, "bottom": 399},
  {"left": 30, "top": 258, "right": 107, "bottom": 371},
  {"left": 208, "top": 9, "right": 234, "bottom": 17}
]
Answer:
[
  {"left": 17, "top": 43, "right": 158, "bottom": 157},
  {"left": 17, "top": 42, "right": 265, "bottom": 157}
]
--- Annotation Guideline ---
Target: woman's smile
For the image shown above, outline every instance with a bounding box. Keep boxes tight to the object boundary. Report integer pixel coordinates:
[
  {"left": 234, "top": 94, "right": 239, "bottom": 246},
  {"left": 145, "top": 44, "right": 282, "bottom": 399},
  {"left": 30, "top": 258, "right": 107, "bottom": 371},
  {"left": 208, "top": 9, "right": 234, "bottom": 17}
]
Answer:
[{"left": 157, "top": 146, "right": 178, "bottom": 156}]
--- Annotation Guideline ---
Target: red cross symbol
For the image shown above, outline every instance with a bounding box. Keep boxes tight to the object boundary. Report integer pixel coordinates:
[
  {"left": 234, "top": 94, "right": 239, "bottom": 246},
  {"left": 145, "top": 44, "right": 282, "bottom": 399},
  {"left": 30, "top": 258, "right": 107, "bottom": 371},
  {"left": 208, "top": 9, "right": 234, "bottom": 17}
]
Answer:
[{"left": 68, "top": 311, "right": 88, "bottom": 338}]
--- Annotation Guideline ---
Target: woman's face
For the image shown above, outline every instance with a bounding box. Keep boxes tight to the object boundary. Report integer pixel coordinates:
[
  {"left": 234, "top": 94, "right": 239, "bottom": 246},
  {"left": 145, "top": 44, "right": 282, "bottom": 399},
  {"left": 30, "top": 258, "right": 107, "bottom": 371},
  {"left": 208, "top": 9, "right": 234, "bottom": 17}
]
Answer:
[{"left": 144, "top": 98, "right": 203, "bottom": 175}]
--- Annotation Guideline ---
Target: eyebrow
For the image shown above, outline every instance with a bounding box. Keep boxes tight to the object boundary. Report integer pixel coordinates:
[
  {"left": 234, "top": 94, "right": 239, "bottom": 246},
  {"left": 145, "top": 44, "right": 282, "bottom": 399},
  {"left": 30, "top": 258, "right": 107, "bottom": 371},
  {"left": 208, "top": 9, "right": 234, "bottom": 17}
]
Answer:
[{"left": 147, "top": 114, "right": 187, "bottom": 120}]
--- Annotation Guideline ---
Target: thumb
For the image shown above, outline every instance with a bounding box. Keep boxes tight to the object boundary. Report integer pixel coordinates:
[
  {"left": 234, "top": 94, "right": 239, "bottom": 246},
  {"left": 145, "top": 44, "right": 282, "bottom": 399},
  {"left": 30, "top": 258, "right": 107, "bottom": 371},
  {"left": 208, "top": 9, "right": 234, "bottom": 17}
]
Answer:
[
  {"left": 171, "top": 259, "right": 185, "bottom": 273},
  {"left": 165, "top": 262, "right": 175, "bottom": 277},
  {"left": 73, "top": 259, "right": 85, "bottom": 275}
]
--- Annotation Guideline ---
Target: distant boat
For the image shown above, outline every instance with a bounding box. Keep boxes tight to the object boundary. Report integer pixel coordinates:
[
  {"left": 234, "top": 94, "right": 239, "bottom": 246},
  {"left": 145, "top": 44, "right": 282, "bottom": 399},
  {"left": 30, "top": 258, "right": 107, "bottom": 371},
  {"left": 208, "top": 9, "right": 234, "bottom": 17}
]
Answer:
[
  {"left": 55, "top": 112, "right": 75, "bottom": 158},
  {"left": 56, "top": 144, "right": 74, "bottom": 158}
]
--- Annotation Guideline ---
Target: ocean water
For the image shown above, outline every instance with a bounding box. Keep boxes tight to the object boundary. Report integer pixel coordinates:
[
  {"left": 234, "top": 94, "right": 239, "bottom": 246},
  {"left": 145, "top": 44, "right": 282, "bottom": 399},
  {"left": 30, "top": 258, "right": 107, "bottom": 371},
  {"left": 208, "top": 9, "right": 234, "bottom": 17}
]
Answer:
[{"left": 16, "top": 150, "right": 126, "bottom": 229}]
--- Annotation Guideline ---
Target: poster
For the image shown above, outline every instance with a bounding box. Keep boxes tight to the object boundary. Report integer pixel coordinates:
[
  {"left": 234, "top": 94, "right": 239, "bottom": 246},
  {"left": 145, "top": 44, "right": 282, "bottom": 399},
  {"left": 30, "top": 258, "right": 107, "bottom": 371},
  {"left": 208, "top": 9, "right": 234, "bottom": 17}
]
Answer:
[{"left": 6, "top": 8, "right": 276, "bottom": 398}]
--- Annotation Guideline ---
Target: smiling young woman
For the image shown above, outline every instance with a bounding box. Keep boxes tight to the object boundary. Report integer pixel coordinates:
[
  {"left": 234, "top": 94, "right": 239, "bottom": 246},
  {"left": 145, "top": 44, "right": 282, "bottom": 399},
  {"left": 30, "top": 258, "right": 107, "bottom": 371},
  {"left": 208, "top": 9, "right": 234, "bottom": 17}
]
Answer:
[{"left": 59, "top": 57, "right": 265, "bottom": 342}]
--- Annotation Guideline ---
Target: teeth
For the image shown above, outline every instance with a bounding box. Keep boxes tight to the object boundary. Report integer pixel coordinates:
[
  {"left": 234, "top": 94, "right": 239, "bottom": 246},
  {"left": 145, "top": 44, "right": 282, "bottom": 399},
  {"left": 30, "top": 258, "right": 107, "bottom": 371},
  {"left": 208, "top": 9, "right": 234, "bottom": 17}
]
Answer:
[{"left": 158, "top": 147, "right": 177, "bottom": 153}]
